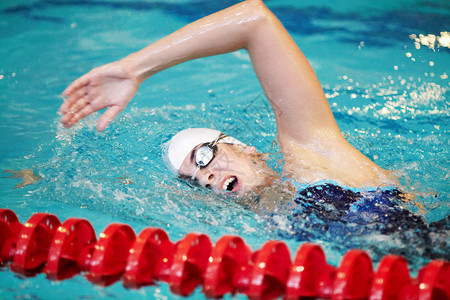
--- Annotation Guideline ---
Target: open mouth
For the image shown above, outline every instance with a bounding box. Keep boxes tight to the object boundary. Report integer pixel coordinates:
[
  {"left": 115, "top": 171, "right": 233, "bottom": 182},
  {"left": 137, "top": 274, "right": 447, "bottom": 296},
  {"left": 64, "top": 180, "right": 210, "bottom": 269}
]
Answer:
[{"left": 222, "top": 176, "right": 238, "bottom": 192}]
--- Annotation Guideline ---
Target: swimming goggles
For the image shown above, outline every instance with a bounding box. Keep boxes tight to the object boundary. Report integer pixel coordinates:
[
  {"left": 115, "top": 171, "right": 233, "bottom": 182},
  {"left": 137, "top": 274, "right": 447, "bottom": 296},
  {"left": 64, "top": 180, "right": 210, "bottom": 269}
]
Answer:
[{"left": 191, "top": 133, "right": 227, "bottom": 180}]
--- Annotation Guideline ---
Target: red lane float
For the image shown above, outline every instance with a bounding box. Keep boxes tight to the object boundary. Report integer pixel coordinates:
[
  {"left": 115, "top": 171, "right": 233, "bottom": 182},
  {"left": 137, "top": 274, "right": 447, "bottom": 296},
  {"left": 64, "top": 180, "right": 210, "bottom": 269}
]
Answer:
[
  {"left": 370, "top": 255, "right": 411, "bottom": 300},
  {"left": 0, "top": 209, "right": 24, "bottom": 264},
  {"left": 286, "top": 243, "right": 336, "bottom": 299},
  {"left": 170, "top": 233, "right": 212, "bottom": 296},
  {"left": 45, "top": 218, "right": 97, "bottom": 280},
  {"left": 203, "top": 235, "right": 252, "bottom": 298},
  {"left": 334, "top": 250, "right": 373, "bottom": 299},
  {"left": 0, "top": 208, "right": 449, "bottom": 300},
  {"left": 10, "top": 212, "right": 61, "bottom": 275},
  {"left": 87, "top": 223, "right": 136, "bottom": 286},
  {"left": 123, "top": 227, "right": 174, "bottom": 288},
  {"left": 247, "top": 241, "right": 291, "bottom": 299}
]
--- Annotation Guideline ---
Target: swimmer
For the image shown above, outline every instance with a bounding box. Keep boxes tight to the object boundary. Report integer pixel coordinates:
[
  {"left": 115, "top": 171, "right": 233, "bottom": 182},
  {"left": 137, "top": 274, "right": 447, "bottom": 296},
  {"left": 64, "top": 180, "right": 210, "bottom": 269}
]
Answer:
[{"left": 60, "top": 0, "right": 400, "bottom": 202}]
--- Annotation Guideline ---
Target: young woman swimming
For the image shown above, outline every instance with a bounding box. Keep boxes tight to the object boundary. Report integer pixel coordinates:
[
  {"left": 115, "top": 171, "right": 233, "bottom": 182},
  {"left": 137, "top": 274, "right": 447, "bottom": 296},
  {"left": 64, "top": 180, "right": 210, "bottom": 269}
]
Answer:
[{"left": 60, "top": 0, "right": 399, "bottom": 200}]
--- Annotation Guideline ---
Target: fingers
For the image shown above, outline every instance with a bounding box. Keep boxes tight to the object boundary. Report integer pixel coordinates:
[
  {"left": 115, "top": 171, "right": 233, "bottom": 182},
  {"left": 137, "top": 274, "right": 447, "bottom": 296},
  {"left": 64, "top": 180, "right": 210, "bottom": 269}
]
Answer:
[
  {"left": 96, "top": 106, "right": 123, "bottom": 132},
  {"left": 62, "top": 104, "right": 96, "bottom": 128},
  {"left": 60, "top": 105, "right": 82, "bottom": 127},
  {"left": 59, "top": 66, "right": 125, "bottom": 131},
  {"left": 60, "top": 95, "right": 89, "bottom": 127},
  {"left": 61, "top": 105, "right": 122, "bottom": 131},
  {"left": 59, "top": 72, "right": 91, "bottom": 115},
  {"left": 62, "top": 73, "right": 90, "bottom": 97},
  {"left": 68, "top": 96, "right": 90, "bottom": 116},
  {"left": 59, "top": 87, "right": 86, "bottom": 114},
  {"left": 60, "top": 72, "right": 97, "bottom": 127}
]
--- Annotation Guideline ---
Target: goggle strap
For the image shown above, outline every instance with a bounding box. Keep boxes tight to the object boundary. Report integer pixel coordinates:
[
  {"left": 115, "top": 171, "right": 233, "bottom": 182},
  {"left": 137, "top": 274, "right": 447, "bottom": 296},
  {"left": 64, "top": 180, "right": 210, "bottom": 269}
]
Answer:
[
  {"left": 211, "top": 133, "right": 225, "bottom": 147},
  {"left": 191, "top": 166, "right": 200, "bottom": 180}
]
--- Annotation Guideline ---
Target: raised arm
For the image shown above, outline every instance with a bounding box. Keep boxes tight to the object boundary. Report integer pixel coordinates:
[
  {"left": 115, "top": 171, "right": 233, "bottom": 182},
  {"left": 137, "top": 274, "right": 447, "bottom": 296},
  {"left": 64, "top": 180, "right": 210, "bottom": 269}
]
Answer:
[{"left": 61, "top": 0, "right": 340, "bottom": 147}]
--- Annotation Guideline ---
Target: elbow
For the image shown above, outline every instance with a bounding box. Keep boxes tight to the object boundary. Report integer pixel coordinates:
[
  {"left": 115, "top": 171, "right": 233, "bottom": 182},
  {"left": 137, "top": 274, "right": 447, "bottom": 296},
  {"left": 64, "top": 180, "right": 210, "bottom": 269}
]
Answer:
[
  {"left": 239, "top": 0, "right": 274, "bottom": 43},
  {"left": 241, "top": 0, "right": 271, "bottom": 23}
]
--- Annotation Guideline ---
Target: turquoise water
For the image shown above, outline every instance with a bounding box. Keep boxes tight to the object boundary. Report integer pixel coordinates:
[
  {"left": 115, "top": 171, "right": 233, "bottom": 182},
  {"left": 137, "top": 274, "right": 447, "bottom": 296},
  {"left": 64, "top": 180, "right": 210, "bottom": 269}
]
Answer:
[{"left": 1, "top": 0, "right": 449, "bottom": 298}]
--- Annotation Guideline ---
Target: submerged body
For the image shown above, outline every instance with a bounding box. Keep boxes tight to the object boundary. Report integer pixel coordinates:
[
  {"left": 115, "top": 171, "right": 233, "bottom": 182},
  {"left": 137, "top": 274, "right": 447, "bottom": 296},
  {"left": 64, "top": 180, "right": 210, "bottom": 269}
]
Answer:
[{"left": 271, "top": 183, "right": 449, "bottom": 260}]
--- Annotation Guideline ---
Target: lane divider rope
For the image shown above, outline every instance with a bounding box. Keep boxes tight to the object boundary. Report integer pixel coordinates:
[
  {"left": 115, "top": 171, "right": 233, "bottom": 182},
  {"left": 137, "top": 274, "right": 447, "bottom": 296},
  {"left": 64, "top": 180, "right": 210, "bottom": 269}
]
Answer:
[{"left": 0, "top": 209, "right": 448, "bottom": 299}]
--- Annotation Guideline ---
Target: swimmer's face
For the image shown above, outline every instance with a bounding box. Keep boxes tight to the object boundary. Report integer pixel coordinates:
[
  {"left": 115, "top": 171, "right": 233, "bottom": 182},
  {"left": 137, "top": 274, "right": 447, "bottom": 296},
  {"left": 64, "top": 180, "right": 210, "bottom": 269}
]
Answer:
[{"left": 178, "top": 143, "right": 271, "bottom": 196}]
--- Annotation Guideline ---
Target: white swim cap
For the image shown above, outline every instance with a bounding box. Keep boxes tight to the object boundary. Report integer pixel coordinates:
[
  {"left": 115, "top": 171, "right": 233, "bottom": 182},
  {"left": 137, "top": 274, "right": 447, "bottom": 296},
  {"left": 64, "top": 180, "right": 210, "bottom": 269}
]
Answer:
[{"left": 164, "top": 128, "right": 246, "bottom": 174}]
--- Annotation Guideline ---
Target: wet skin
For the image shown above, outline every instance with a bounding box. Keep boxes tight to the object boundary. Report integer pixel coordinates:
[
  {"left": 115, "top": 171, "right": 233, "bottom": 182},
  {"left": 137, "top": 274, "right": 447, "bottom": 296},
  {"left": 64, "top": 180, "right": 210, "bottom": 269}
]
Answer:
[
  {"left": 60, "top": 0, "right": 399, "bottom": 193},
  {"left": 178, "top": 144, "right": 277, "bottom": 196}
]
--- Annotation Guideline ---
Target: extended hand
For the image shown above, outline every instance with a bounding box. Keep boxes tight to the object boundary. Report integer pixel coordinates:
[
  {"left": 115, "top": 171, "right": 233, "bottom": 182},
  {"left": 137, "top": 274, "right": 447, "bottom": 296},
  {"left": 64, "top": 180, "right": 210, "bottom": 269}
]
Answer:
[{"left": 60, "top": 61, "right": 139, "bottom": 132}]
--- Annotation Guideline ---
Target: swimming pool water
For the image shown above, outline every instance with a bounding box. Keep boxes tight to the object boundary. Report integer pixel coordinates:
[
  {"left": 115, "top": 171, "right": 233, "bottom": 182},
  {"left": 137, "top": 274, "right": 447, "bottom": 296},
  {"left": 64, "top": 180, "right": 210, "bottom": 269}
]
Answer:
[{"left": 0, "top": 0, "right": 449, "bottom": 298}]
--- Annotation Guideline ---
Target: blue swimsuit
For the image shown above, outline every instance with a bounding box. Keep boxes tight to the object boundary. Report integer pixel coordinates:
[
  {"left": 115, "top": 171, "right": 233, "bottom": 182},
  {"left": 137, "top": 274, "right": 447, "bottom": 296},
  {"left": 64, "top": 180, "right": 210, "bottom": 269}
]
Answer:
[
  {"left": 268, "top": 184, "right": 449, "bottom": 260},
  {"left": 293, "top": 184, "right": 427, "bottom": 233}
]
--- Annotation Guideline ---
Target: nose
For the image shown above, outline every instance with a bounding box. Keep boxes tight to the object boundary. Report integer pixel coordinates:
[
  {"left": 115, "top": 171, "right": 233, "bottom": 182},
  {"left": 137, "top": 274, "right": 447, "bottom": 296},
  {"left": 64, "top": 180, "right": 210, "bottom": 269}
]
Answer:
[{"left": 196, "top": 169, "right": 215, "bottom": 189}]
